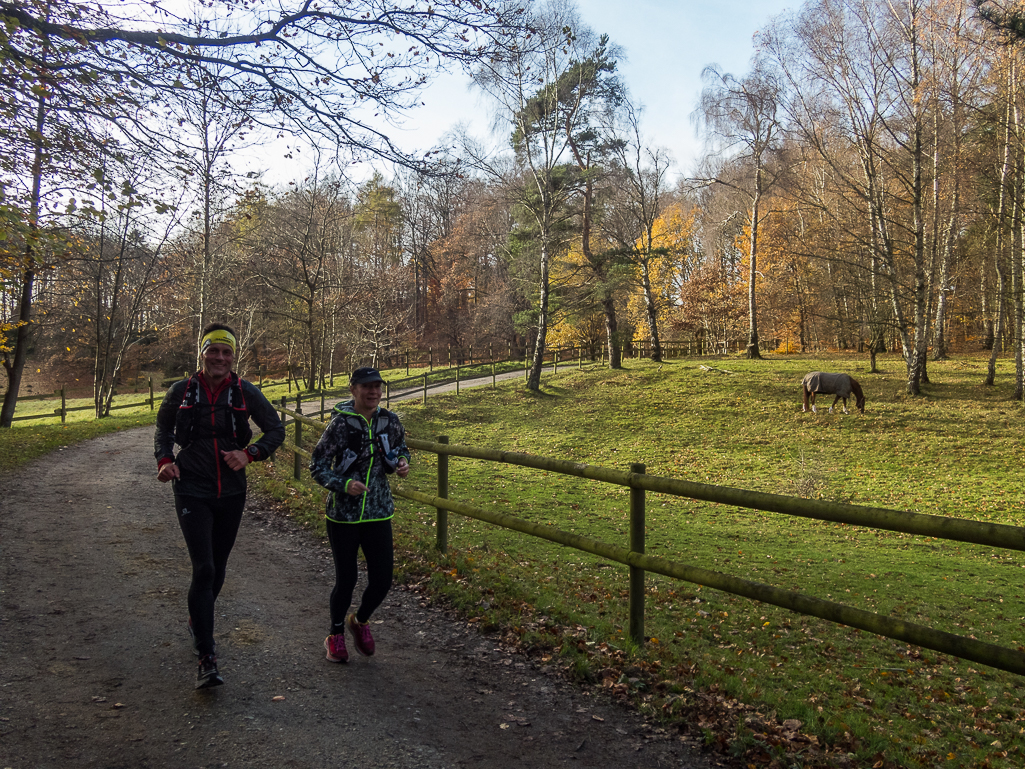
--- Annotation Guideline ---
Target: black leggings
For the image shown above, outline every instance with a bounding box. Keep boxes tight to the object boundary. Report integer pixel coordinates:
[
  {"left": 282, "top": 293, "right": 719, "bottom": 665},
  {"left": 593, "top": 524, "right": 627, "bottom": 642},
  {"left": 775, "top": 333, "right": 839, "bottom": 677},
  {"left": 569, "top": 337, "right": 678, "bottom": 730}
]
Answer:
[
  {"left": 326, "top": 517, "right": 394, "bottom": 634},
  {"left": 175, "top": 493, "right": 246, "bottom": 657}
]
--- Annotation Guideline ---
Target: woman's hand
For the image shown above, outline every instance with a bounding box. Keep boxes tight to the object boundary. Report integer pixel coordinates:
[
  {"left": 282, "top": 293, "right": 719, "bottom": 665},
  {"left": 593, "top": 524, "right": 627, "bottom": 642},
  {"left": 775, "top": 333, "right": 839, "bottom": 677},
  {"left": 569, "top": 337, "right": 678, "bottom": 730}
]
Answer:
[
  {"left": 347, "top": 480, "right": 367, "bottom": 496},
  {"left": 396, "top": 458, "right": 410, "bottom": 478}
]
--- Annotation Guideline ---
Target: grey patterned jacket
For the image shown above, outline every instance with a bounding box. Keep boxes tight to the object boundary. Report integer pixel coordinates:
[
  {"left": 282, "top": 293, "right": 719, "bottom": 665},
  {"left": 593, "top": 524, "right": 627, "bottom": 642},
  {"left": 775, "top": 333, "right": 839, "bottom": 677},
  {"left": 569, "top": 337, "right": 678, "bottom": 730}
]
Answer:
[{"left": 309, "top": 400, "right": 410, "bottom": 524}]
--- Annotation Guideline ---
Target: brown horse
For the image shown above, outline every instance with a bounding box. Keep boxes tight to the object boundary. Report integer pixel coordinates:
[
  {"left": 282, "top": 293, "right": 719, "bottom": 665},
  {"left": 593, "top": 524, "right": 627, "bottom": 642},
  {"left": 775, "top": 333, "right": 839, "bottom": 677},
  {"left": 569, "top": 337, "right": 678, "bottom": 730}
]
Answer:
[{"left": 801, "top": 372, "right": 865, "bottom": 414}]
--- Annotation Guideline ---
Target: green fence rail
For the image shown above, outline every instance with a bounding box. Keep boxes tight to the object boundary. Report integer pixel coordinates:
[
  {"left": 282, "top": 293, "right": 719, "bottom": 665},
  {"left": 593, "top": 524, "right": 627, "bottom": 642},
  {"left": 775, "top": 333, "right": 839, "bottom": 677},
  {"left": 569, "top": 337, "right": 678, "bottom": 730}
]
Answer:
[{"left": 271, "top": 404, "right": 1025, "bottom": 678}]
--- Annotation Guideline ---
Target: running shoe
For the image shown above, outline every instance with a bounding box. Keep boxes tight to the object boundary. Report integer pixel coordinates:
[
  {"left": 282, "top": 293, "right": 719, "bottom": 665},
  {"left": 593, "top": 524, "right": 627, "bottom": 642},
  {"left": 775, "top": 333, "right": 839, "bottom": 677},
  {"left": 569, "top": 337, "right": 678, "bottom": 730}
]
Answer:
[
  {"left": 196, "top": 654, "right": 223, "bottom": 689},
  {"left": 324, "top": 633, "right": 348, "bottom": 663},
  {"left": 347, "top": 613, "right": 375, "bottom": 657}
]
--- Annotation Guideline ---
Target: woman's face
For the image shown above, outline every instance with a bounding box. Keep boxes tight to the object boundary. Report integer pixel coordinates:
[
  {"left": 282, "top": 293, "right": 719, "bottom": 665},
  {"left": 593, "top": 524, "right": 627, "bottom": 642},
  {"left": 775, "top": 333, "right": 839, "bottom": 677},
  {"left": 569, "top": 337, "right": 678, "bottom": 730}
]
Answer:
[
  {"left": 201, "top": 342, "right": 234, "bottom": 381},
  {"left": 350, "top": 381, "right": 382, "bottom": 414}
]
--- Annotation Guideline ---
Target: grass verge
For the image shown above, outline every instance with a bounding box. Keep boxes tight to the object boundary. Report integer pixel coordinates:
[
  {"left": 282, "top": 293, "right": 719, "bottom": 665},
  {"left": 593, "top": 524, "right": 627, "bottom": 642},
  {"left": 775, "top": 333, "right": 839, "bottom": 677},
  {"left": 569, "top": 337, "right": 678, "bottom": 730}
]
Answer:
[{"left": 265, "top": 353, "right": 1025, "bottom": 769}]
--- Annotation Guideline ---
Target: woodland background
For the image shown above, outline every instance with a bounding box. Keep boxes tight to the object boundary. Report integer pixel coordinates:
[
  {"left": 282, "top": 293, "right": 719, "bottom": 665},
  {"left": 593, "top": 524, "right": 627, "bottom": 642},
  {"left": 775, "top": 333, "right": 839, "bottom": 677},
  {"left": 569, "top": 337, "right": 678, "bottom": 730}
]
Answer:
[{"left": 4, "top": 0, "right": 1025, "bottom": 425}]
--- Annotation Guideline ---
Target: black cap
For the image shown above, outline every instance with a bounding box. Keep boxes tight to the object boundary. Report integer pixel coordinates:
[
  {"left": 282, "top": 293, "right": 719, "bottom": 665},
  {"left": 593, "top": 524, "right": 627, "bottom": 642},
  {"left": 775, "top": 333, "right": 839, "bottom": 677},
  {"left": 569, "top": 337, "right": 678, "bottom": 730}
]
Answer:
[{"left": 350, "top": 366, "right": 385, "bottom": 385}]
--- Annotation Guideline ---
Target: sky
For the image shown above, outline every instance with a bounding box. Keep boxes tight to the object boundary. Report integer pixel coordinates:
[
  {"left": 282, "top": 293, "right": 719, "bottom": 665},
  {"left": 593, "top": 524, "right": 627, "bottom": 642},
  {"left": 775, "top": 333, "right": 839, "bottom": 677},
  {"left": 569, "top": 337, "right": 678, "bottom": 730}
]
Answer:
[{"left": 252, "top": 0, "right": 798, "bottom": 186}]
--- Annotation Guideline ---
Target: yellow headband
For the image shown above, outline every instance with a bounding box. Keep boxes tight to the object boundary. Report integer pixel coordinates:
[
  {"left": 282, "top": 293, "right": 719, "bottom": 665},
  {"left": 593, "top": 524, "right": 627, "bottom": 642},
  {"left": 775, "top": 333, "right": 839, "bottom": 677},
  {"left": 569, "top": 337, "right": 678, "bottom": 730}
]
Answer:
[{"left": 201, "top": 329, "right": 236, "bottom": 355}]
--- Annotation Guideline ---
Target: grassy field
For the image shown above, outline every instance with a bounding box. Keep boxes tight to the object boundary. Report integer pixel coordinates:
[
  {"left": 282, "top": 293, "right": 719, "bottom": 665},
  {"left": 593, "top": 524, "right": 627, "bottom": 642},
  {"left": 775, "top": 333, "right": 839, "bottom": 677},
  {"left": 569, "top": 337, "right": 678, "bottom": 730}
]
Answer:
[
  {"left": 4, "top": 353, "right": 1024, "bottom": 768},
  {"left": 259, "top": 352, "right": 1025, "bottom": 769}
]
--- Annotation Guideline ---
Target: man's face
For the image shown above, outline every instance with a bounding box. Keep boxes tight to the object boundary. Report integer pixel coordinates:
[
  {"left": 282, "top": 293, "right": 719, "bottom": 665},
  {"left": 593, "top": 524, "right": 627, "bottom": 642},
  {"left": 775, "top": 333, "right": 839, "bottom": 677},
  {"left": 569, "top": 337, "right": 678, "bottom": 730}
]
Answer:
[
  {"left": 351, "top": 381, "right": 382, "bottom": 413},
  {"left": 201, "top": 343, "right": 234, "bottom": 380}
]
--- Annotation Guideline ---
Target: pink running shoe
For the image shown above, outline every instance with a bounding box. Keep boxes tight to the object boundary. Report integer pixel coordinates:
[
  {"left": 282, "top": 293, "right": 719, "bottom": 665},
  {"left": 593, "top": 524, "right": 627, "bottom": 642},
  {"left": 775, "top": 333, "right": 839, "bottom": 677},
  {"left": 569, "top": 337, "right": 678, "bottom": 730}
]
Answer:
[
  {"left": 324, "top": 633, "right": 348, "bottom": 663},
  {"left": 347, "top": 613, "right": 375, "bottom": 657}
]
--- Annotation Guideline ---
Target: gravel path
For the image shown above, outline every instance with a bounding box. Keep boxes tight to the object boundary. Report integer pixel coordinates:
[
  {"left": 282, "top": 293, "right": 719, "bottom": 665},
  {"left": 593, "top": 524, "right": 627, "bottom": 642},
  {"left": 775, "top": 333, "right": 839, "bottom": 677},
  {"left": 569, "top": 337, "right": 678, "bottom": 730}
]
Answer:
[{"left": 0, "top": 427, "right": 722, "bottom": 769}]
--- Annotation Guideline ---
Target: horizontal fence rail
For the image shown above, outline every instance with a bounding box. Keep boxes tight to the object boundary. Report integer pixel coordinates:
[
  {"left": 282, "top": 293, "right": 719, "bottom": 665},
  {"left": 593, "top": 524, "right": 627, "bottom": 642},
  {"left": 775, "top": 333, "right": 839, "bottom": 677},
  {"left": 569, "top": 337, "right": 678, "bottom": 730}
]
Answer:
[
  {"left": 393, "top": 484, "right": 1025, "bottom": 678},
  {"left": 404, "top": 439, "right": 1025, "bottom": 553}
]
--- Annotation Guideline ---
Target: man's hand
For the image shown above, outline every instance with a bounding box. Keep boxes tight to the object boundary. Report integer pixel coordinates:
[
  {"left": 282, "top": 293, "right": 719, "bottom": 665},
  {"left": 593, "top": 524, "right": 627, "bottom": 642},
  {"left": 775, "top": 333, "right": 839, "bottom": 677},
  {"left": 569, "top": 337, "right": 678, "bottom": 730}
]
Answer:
[
  {"left": 396, "top": 458, "right": 410, "bottom": 478},
  {"left": 347, "top": 480, "right": 367, "bottom": 496},
  {"left": 157, "top": 463, "right": 180, "bottom": 483},
  {"left": 221, "top": 449, "right": 249, "bottom": 471}
]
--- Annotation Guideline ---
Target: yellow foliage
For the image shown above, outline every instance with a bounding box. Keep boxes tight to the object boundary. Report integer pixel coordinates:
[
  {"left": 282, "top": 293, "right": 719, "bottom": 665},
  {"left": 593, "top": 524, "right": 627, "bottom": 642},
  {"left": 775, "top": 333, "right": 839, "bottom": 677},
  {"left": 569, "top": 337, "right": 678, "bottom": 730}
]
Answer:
[{"left": 624, "top": 204, "right": 697, "bottom": 332}]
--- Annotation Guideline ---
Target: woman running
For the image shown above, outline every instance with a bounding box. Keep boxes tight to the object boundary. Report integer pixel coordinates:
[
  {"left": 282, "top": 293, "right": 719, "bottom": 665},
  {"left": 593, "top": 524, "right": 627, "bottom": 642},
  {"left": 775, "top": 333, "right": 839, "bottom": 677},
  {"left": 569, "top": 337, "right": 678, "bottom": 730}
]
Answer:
[{"left": 309, "top": 367, "right": 410, "bottom": 663}]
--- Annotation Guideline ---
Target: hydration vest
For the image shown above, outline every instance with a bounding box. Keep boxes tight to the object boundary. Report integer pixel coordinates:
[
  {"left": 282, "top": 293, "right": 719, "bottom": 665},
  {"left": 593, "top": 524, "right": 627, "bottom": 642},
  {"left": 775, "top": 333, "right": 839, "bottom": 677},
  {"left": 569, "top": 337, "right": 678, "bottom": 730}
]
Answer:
[{"left": 173, "top": 372, "right": 253, "bottom": 448}]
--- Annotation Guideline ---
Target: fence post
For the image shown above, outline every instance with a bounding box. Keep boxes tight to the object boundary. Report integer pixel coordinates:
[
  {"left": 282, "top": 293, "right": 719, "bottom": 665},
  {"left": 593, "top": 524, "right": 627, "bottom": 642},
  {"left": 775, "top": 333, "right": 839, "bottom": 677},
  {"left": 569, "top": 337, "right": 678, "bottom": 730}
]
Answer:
[
  {"left": 386, "top": 381, "right": 390, "bottom": 409},
  {"left": 60, "top": 386, "right": 67, "bottom": 424},
  {"left": 293, "top": 415, "right": 303, "bottom": 481},
  {"left": 554, "top": 347, "right": 559, "bottom": 374},
  {"left": 492, "top": 361, "right": 496, "bottom": 389},
  {"left": 578, "top": 347, "right": 582, "bottom": 369},
  {"left": 405, "top": 352, "right": 409, "bottom": 376},
  {"left": 148, "top": 378, "right": 154, "bottom": 411},
  {"left": 456, "top": 364, "right": 460, "bottom": 395},
  {"left": 629, "top": 462, "right": 646, "bottom": 647},
  {"left": 259, "top": 366, "right": 264, "bottom": 389},
  {"left": 320, "top": 391, "right": 326, "bottom": 421},
  {"left": 423, "top": 373, "right": 428, "bottom": 404},
  {"left": 279, "top": 397, "right": 287, "bottom": 463},
  {"left": 436, "top": 435, "right": 449, "bottom": 553},
  {"left": 429, "top": 347, "right": 433, "bottom": 372}
]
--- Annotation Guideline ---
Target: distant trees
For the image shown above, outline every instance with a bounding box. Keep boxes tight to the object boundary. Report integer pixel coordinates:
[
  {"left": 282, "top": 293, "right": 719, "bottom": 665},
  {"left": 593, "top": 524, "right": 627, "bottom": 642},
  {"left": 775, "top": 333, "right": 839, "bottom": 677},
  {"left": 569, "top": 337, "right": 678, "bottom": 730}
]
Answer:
[
  {"left": 469, "top": 0, "right": 591, "bottom": 391},
  {"left": 603, "top": 102, "right": 680, "bottom": 362},
  {"left": 12, "top": 0, "right": 1025, "bottom": 408},
  {"left": 0, "top": 0, "right": 527, "bottom": 424},
  {"left": 695, "top": 58, "right": 786, "bottom": 359}
]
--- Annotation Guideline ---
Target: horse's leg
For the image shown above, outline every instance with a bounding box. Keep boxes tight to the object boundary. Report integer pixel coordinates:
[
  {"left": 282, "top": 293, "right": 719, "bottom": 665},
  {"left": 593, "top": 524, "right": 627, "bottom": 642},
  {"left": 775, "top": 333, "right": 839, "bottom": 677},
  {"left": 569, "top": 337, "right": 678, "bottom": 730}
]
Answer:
[
  {"left": 841, "top": 396, "right": 849, "bottom": 414},
  {"left": 810, "top": 393, "right": 817, "bottom": 413},
  {"left": 802, "top": 385, "right": 810, "bottom": 412},
  {"left": 829, "top": 394, "right": 840, "bottom": 414}
]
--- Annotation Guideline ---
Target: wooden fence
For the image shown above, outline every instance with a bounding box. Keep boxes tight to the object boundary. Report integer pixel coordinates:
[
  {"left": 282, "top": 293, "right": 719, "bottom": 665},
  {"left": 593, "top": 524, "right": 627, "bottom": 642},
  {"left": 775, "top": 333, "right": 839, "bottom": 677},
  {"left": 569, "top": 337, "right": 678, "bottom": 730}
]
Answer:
[
  {"left": 9, "top": 381, "right": 161, "bottom": 424},
  {"left": 365, "top": 337, "right": 778, "bottom": 374},
  {"left": 7, "top": 337, "right": 772, "bottom": 426},
  {"left": 272, "top": 403, "right": 1025, "bottom": 678}
]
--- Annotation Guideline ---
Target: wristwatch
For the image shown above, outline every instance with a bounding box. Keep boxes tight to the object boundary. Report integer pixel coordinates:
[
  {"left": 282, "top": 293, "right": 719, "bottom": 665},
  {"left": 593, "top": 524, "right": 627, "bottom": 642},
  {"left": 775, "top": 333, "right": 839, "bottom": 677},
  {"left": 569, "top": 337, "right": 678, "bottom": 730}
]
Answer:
[{"left": 246, "top": 445, "right": 260, "bottom": 462}]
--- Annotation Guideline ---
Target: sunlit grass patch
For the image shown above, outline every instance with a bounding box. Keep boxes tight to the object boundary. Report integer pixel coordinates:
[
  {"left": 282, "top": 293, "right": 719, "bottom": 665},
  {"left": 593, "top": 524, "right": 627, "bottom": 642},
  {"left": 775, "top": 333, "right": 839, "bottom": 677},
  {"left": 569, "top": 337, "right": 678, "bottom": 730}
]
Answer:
[{"left": 379, "top": 353, "right": 1025, "bottom": 768}]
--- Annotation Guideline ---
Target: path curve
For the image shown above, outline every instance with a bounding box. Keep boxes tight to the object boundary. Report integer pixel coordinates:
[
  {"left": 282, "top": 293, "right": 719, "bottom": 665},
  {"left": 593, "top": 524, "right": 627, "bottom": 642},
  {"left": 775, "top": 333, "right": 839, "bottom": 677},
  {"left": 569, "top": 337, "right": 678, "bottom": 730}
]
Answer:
[{"left": 0, "top": 427, "right": 720, "bottom": 768}]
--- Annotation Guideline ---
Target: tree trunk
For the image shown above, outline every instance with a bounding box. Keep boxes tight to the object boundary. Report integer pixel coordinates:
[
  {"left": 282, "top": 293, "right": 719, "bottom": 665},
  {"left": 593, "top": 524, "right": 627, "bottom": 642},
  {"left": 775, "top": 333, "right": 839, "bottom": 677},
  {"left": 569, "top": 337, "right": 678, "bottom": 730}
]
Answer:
[
  {"left": 746, "top": 168, "right": 762, "bottom": 359},
  {"left": 1, "top": 89, "right": 47, "bottom": 428},
  {"left": 527, "top": 240, "right": 550, "bottom": 392},
  {"left": 640, "top": 259, "right": 663, "bottom": 362}
]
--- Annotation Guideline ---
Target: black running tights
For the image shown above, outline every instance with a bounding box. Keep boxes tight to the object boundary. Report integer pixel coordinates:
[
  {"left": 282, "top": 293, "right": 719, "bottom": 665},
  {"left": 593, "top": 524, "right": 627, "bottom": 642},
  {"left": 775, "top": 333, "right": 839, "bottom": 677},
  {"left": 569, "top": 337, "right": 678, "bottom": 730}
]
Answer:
[
  {"left": 326, "top": 517, "right": 394, "bottom": 635},
  {"left": 175, "top": 493, "right": 246, "bottom": 657}
]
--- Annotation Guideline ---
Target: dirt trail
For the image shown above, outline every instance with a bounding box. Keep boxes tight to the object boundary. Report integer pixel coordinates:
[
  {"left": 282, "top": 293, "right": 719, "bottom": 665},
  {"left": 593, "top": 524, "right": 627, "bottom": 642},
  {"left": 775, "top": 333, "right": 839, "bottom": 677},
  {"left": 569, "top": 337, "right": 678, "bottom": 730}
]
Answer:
[{"left": 0, "top": 427, "right": 720, "bottom": 769}]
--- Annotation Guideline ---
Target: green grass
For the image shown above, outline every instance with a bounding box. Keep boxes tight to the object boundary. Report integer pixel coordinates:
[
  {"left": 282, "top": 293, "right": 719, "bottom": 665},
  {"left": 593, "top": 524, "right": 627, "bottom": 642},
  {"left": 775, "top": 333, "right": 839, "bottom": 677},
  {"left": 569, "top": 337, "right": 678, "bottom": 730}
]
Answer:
[
  {"left": 270, "top": 352, "right": 1023, "bottom": 769},
  {"left": 6, "top": 353, "right": 1025, "bottom": 768},
  {"left": 0, "top": 407, "right": 159, "bottom": 474},
  {"left": 0, "top": 378, "right": 308, "bottom": 475}
]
